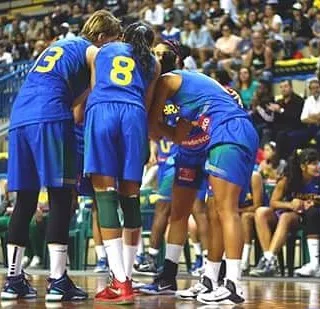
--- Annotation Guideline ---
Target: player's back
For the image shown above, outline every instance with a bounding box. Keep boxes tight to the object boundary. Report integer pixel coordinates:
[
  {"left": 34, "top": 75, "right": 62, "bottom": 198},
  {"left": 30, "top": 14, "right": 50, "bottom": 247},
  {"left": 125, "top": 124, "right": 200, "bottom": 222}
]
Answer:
[
  {"left": 170, "top": 70, "right": 248, "bottom": 126},
  {"left": 87, "top": 42, "right": 154, "bottom": 111},
  {"left": 10, "top": 37, "right": 91, "bottom": 129}
]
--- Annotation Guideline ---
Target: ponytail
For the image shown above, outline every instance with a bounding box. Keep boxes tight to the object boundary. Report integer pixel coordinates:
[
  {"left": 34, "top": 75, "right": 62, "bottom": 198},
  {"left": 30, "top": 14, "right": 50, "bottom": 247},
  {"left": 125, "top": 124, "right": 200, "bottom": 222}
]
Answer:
[{"left": 123, "top": 22, "right": 155, "bottom": 80}]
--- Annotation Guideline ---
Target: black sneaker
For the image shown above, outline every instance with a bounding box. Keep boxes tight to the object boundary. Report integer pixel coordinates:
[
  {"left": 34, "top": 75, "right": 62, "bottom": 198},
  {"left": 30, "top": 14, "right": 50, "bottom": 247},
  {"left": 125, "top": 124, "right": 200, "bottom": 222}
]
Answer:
[
  {"left": 45, "top": 271, "right": 88, "bottom": 302},
  {"left": 249, "top": 256, "right": 268, "bottom": 276},
  {"left": 139, "top": 274, "right": 177, "bottom": 295},
  {"left": 1, "top": 272, "right": 37, "bottom": 300},
  {"left": 250, "top": 256, "right": 278, "bottom": 277},
  {"left": 197, "top": 278, "right": 244, "bottom": 305},
  {"left": 135, "top": 254, "right": 158, "bottom": 276}
]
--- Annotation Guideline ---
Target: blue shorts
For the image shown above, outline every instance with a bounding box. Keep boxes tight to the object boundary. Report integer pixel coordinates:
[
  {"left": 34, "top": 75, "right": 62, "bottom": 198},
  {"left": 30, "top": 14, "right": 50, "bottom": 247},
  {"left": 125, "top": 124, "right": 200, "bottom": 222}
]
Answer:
[
  {"left": 197, "top": 178, "right": 208, "bottom": 201},
  {"left": 205, "top": 143, "right": 257, "bottom": 203},
  {"left": 174, "top": 150, "right": 207, "bottom": 189},
  {"left": 76, "top": 153, "right": 95, "bottom": 197},
  {"left": 8, "top": 120, "right": 76, "bottom": 191},
  {"left": 84, "top": 103, "right": 148, "bottom": 181}
]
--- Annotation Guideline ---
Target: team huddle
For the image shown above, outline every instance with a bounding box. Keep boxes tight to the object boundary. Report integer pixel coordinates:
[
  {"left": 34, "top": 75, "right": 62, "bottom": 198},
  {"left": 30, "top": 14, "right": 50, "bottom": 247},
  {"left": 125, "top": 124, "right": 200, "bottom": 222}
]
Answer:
[{"left": 1, "top": 10, "right": 258, "bottom": 306}]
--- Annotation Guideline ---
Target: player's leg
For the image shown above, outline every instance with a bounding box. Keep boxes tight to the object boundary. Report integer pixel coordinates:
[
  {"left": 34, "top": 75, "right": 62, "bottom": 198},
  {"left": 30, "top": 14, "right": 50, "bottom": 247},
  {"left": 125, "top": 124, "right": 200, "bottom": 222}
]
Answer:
[
  {"left": 240, "top": 212, "right": 255, "bottom": 274},
  {"left": 39, "top": 120, "right": 87, "bottom": 302},
  {"left": 197, "top": 144, "right": 257, "bottom": 305},
  {"left": 1, "top": 126, "right": 39, "bottom": 300}
]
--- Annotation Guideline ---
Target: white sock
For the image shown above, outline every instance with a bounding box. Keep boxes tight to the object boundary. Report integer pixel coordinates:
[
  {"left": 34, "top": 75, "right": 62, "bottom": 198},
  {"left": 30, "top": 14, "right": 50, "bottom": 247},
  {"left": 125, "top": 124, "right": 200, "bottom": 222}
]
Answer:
[
  {"left": 193, "top": 242, "right": 202, "bottom": 256},
  {"left": 204, "top": 260, "right": 221, "bottom": 288},
  {"left": 149, "top": 247, "right": 159, "bottom": 256},
  {"left": 7, "top": 244, "right": 25, "bottom": 277},
  {"left": 123, "top": 244, "right": 138, "bottom": 280},
  {"left": 48, "top": 244, "right": 68, "bottom": 279},
  {"left": 141, "top": 165, "right": 158, "bottom": 189},
  {"left": 165, "top": 243, "right": 183, "bottom": 264},
  {"left": 95, "top": 245, "right": 107, "bottom": 260},
  {"left": 241, "top": 244, "right": 252, "bottom": 270},
  {"left": 136, "top": 231, "right": 144, "bottom": 256},
  {"left": 104, "top": 238, "right": 126, "bottom": 282},
  {"left": 307, "top": 238, "right": 319, "bottom": 267},
  {"left": 226, "top": 259, "right": 241, "bottom": 283},
  {"left": 264, "top": 251, "right": 275, "bottom": 261}
]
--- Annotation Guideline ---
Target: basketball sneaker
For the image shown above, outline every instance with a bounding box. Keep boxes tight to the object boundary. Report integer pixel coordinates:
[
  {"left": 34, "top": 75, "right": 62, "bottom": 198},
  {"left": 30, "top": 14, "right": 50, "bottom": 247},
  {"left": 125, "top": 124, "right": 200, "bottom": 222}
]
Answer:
[
  {"left": 250, "top": 256, "right": 279, "bottom": 277},
  {"left": 295, "top": 263, "right": 319, "bottom": 277},
  {"left": 1, "top": 272, "right": 37, "bottom": 300},
  {"left": 139, "top": 274, "right": 177, "bottom": 295},
  {"left": 94, "top": 258, "right": 109, "bottom": 273},
  {"left": 176, "top": 275, "right": 213, "bottom": 300},
  {"left": 45, "top": 271, "right": 88, "bottom": 302},
  {"left": 134, "top": 254, "right": 158, "bottom": 276},
  {"left": 197, "top": 278, "right": 244, "bottom": 305},
  {"left": 95, "top": 276, "right": 134, "bottom": 305},
  {"left": 191, "top": 255, "right": 203, "bottom": 276}
]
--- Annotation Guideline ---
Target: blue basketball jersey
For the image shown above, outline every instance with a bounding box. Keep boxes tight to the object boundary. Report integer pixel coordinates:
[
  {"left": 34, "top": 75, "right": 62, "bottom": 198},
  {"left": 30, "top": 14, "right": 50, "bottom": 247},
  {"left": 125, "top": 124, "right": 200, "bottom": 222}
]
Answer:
[
  {"left": 169, "top": 70, "right": 255, "bottom": 150},
  {"left": 86, "top": 42, "right": 155, "bottom": 112},
  {"left": 10, "top": 37, "right": 91, "bottom": 129},
  {"left": 287, "top": 177, "right": 320, "bottom": 201}
]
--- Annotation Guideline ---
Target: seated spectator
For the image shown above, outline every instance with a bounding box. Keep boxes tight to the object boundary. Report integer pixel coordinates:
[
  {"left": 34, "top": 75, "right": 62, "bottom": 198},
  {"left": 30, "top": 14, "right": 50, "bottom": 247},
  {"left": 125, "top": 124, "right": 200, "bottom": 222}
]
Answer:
[
  {"left": 0, "top": 41, "right": 13, "bottom": 66},
  {"left": 244, "top": 31, "right": 273, "bottom": 78},
  {"left": 214, "top": 23, "right": 241, "bottom": 61},
  {"left": 188, "top": 0, "right": 204, "bottom": 22},
  {"left": 250, "top": 148, "right": 319, "bottom": 277},
  {"left": 58, "top": 23, "right": 76, "bottom": 40},
  {"left": 68, "top": 3, "right": 84, "bottom": 35},
  {"left": 83, "top": 2, "right": 97, "bottom": 21},
  {"left": 220, "top": 0, "right": 240, "bottom": 28},
  {"left": 240, "top": 171, "right": 265, "bottom": 275},
  {"left": 205, "top": 0, "right": 229, "bottom": 40},
  {"left": 11, "top": 32, "right": 29, "bottom": 61},
  {"left": 309, "top": 10, "right": 320, "bottom": 57},
  {"left": 258, "top": 141, "right": 286, "bottom": 182},
  {"left": 51, "top": 4, "right": 68, "bottom": 28},
  {"left": 161, "top": 13, "right": 181, "bottom": 42},
  {"left": 42, "top": 26, "right": 57, "bottom": 47},
  {"left": 236, "top": 66, "right": 259, "bottom": 110},
  {"left": 163, "top": 0, "right": 183, "bottom": 27},
  {"left": 187, "top": 16, "right": 214, "bottom": 64},
  {"left": 181, "top": 45, "right": 197, "bottom": 71},
  {"left": 30, "top": 40, "right": 46, "bottom": 60},
  {"left": 26, "top": 19, "right": 42, "bottom": 42},
  {"left": 271, "top": 80, "right": 312, "bottom": 159},
  {"left": 250, "top": 74, "right": 275, "bottom": 146},
  {"left": 144, "top": 0, "right": 165, "bottom": 26},
  {"left": 244, "top": 9, "right": 263, "bottom": 32},
  {"left": 181, "top": 20, "right": 191, "bottom": 46}
]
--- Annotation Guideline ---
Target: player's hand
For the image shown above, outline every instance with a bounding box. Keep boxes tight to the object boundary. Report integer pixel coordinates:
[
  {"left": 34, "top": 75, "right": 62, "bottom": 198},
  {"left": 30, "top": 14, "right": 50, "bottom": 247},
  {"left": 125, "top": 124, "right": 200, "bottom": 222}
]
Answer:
[
  {"left": 291, "top": 199, "right": 304, "bottom": 213},
  {"left": 147, "top": 152, "right": 157, "bottom": 167},
  {"left": 174, "top": 119, "right": 193, "bottom": 144}
]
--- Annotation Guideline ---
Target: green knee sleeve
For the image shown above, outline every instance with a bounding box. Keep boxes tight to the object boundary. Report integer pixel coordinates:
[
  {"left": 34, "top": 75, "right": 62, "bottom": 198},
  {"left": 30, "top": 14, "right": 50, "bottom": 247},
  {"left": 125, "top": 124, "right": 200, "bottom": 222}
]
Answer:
[
  {"left": 120, "top": 195, "right": 142, "bottom": 229},
  {"left": 96, "top": 191, "right": 121, "bottom": 228}
]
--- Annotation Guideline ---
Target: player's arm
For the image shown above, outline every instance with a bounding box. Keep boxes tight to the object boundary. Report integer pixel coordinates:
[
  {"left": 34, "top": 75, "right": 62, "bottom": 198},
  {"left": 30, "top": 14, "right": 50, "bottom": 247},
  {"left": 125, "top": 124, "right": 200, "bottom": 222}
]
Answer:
[
  {"left": 145, "top": 59, "right": 161, "bottom": 113},
  {"left": 86, "top": 45, "right": 99, "bottom": 89},
  {"left": 148, "top": 73, "right": 190, "bottom": 144},
  {"left": 73, "top": 88, "right": 90, "bottom": 124},
  {"left": 148, "top": 140, "right": 158, "bottom": 166}
]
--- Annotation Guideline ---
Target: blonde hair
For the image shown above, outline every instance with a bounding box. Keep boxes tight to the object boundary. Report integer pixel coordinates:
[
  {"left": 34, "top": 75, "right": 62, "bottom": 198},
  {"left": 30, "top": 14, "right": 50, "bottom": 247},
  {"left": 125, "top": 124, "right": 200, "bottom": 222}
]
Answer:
[{"left": 81, "top": 10, "right": 121, "bottom": 43}]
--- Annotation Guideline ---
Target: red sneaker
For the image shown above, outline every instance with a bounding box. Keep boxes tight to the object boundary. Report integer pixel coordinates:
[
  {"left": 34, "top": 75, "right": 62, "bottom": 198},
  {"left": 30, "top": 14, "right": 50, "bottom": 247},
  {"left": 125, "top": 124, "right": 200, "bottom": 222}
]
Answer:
[{"left": 95, "top": 277, "right": 134, "bottom": 305}]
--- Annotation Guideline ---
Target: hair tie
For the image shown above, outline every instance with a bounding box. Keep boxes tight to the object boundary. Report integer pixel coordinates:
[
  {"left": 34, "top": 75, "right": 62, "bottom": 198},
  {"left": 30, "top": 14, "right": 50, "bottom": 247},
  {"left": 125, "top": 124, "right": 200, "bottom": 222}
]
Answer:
[{"left": 136, "top": 25, "right": 148, "bottom": 33}]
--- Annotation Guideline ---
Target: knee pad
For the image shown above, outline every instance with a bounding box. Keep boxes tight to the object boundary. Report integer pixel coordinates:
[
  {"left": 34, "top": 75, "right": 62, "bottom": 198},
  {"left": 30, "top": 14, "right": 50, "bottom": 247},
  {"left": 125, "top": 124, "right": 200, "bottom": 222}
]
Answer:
[
  {"left": 96, "top": 190, "right": 121, "bottom": 228},
  {"left": 120, "top": 195, "right": 142, "bottom": 229}
]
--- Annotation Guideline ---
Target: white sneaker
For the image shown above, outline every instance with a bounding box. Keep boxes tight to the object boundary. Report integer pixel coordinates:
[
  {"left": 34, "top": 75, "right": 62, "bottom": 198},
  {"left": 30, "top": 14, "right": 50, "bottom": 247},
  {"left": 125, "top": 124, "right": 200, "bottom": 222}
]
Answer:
[
  {"left": 21, "top": 256, "right": 30, "bottom": 269},
  {"left": 176, "top": 276, "right": 213, "bottom": 300},
  {"left": 29, "top": 256, "right": 41, "bottom": 268},
  {"left": 197, "top": 278, "right": 244, "bottom": 305},
  {"left": 295, "top": 263, "right": 319, "bottom": 277}
]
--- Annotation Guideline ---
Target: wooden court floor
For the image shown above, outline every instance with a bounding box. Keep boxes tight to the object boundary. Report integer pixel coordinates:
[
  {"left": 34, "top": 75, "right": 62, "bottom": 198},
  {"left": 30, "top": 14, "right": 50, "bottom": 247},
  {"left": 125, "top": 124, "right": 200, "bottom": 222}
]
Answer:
[{"left": 0, "top": 270, "right": 319, "bottom": 309}]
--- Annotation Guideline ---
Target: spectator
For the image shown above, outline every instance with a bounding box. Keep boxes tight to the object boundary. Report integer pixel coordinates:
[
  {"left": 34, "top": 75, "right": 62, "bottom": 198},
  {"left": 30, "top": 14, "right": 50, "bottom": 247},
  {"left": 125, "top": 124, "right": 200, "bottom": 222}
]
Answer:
[
  {"left": 14, "top": 13, "right": 28, "bottom": 34},
  {"left": 4, "top": 19, "right": 21, "bottom": 40},
  {"left": 187, "top": 16, "right": 214, "bottom": 64},
  {"left": 240, "top": 171, "right": 265, "bottom": 275},
  {"left": 188, "top": 0, "right": 203, "bottom": 22},
  {"left": 250, "top": 148, "right": 319, "bottom": 277},
  {"left": 271, "top": 80, "right": 311, "bottom": 159},
  {"left": 236, "top": 66, "right": 259, "bottom": 109},
  {"left": 26, "top": 19, "right": 42, "bottom": 42},
  {"left": 220, "top": 0, "right": 240, "bottom": 27},
  {"left": 144, "top": 0, "right": 165, "bottom": 26},
  {"left": 83, "top": 2, "right": 97, "bottom": 21},
  {"left": 42, "top": 26, "right": 56, "bottom": 47},
  {"left": 11, "top": 32, "right": 29, "bottom": 61},
  {"left": 58, "top": 23, "right": 76, "bottom": 40},
  {"left": 250, "top": 74, "right": 275, "bottom": 146},
  {"left": 30, "top": 40, "right": 46, "bottom": 60},
  {"left": 245, "top": 9, "right": 263, "bottom": 31},
  {"left": 51, "top": 4, "right": 68, "bottom": 27},
  {"left": 214, "top": 23, "right": 241, "bottom": 61},
  {"left": 163, "top": 0, "right": 183, "bottom": 27},
  {"left": 0, "top": 41, "right": 13, "bottom": 66},
  {"left": 181, "top": 19, "right": 191, "bottom": 45},
  {"left": 104, "top": 0, "right": 128, "bottom": 17},
  {"left": 181, "top": 45, "right": 197, "bottom": 71},
  {"left": 161, "top": 13, "right": 181, "bottom": 41},
  {"left": 263, "top": 4, "right": 283, "bottom": 34},
  {"left": 244, "top": 31, "right": 273, "bottom": 78},
  {"left": 309, "top": 10, "right": 320, "bottom": 57},
  {"left": 205, "top": 0, "right": 229, "bottom": 40},
  {"left": 68, "top": 3, "right": 84, "bottom": 35}
]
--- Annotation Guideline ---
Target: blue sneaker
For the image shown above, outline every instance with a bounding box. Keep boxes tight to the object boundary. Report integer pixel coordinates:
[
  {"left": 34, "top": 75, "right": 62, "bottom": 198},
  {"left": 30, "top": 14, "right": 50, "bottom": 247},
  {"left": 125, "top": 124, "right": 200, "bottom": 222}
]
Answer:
[
  {"left": 191, "top": 255, "right": 203, "bottom": 276},
  {"left": 94, "top": 258, "right": 109, "bottom": 273},
  {"left": 139, "top": 275, "right": 177, "bottom": 295},
  {"left": 1, "top": 272, "right": 37, "bottom": 300},
  {"left": 45, "top": 271, "right": 88, "bottom": 302}
]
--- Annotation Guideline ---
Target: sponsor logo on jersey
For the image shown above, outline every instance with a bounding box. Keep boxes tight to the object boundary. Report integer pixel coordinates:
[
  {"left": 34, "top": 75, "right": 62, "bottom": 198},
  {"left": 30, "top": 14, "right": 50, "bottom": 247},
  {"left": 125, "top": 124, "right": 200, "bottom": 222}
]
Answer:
[{"left": 181, "top": 132, "right": 210, "bottom": 148}]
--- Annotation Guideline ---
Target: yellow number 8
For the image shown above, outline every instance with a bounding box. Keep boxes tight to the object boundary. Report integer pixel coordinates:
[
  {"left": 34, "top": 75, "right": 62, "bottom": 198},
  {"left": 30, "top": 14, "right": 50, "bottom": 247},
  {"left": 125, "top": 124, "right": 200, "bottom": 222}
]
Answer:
[
  {"left": 34, "top": 46, "right": 64, "bottom": 73},
  {"left": 110, "top": 56, "right": 135, "bottom": 86}
]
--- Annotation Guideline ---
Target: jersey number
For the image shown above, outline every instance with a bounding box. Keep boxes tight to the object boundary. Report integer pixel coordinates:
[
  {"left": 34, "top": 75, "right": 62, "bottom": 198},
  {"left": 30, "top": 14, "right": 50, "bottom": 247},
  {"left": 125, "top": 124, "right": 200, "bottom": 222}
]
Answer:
[
  {"left": 159, "top": 140, "right": 173, "bottom": 154},
  {"left": 110, "top": 56, "right": 135, "bottom": 86},
  {"left": 34, "top": 47, "right": 64, "bottom": 73}
]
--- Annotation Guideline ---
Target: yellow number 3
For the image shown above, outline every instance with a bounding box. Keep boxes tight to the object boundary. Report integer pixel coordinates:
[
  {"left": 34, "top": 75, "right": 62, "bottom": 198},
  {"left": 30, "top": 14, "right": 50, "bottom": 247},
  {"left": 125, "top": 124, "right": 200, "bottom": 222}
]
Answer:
[
  {"left": 34, "top": 47, "right": 64, "bottom": 73},
  {"left": 110, "top": 56, "right": 135, "bottom": 86}
]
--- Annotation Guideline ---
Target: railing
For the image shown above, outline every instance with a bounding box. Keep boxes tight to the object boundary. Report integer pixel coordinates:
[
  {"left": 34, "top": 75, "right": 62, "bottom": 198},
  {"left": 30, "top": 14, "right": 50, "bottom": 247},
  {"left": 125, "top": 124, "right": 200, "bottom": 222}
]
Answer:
[{"left": 0, "top": 60, "right": 33, "bottom": 78}]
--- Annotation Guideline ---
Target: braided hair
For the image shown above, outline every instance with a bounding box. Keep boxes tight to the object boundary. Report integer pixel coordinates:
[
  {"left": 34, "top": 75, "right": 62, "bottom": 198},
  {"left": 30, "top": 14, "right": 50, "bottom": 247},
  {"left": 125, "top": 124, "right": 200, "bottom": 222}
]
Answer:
[{"left": 123, "top": 22, "right": 155, "bottom": 80}]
